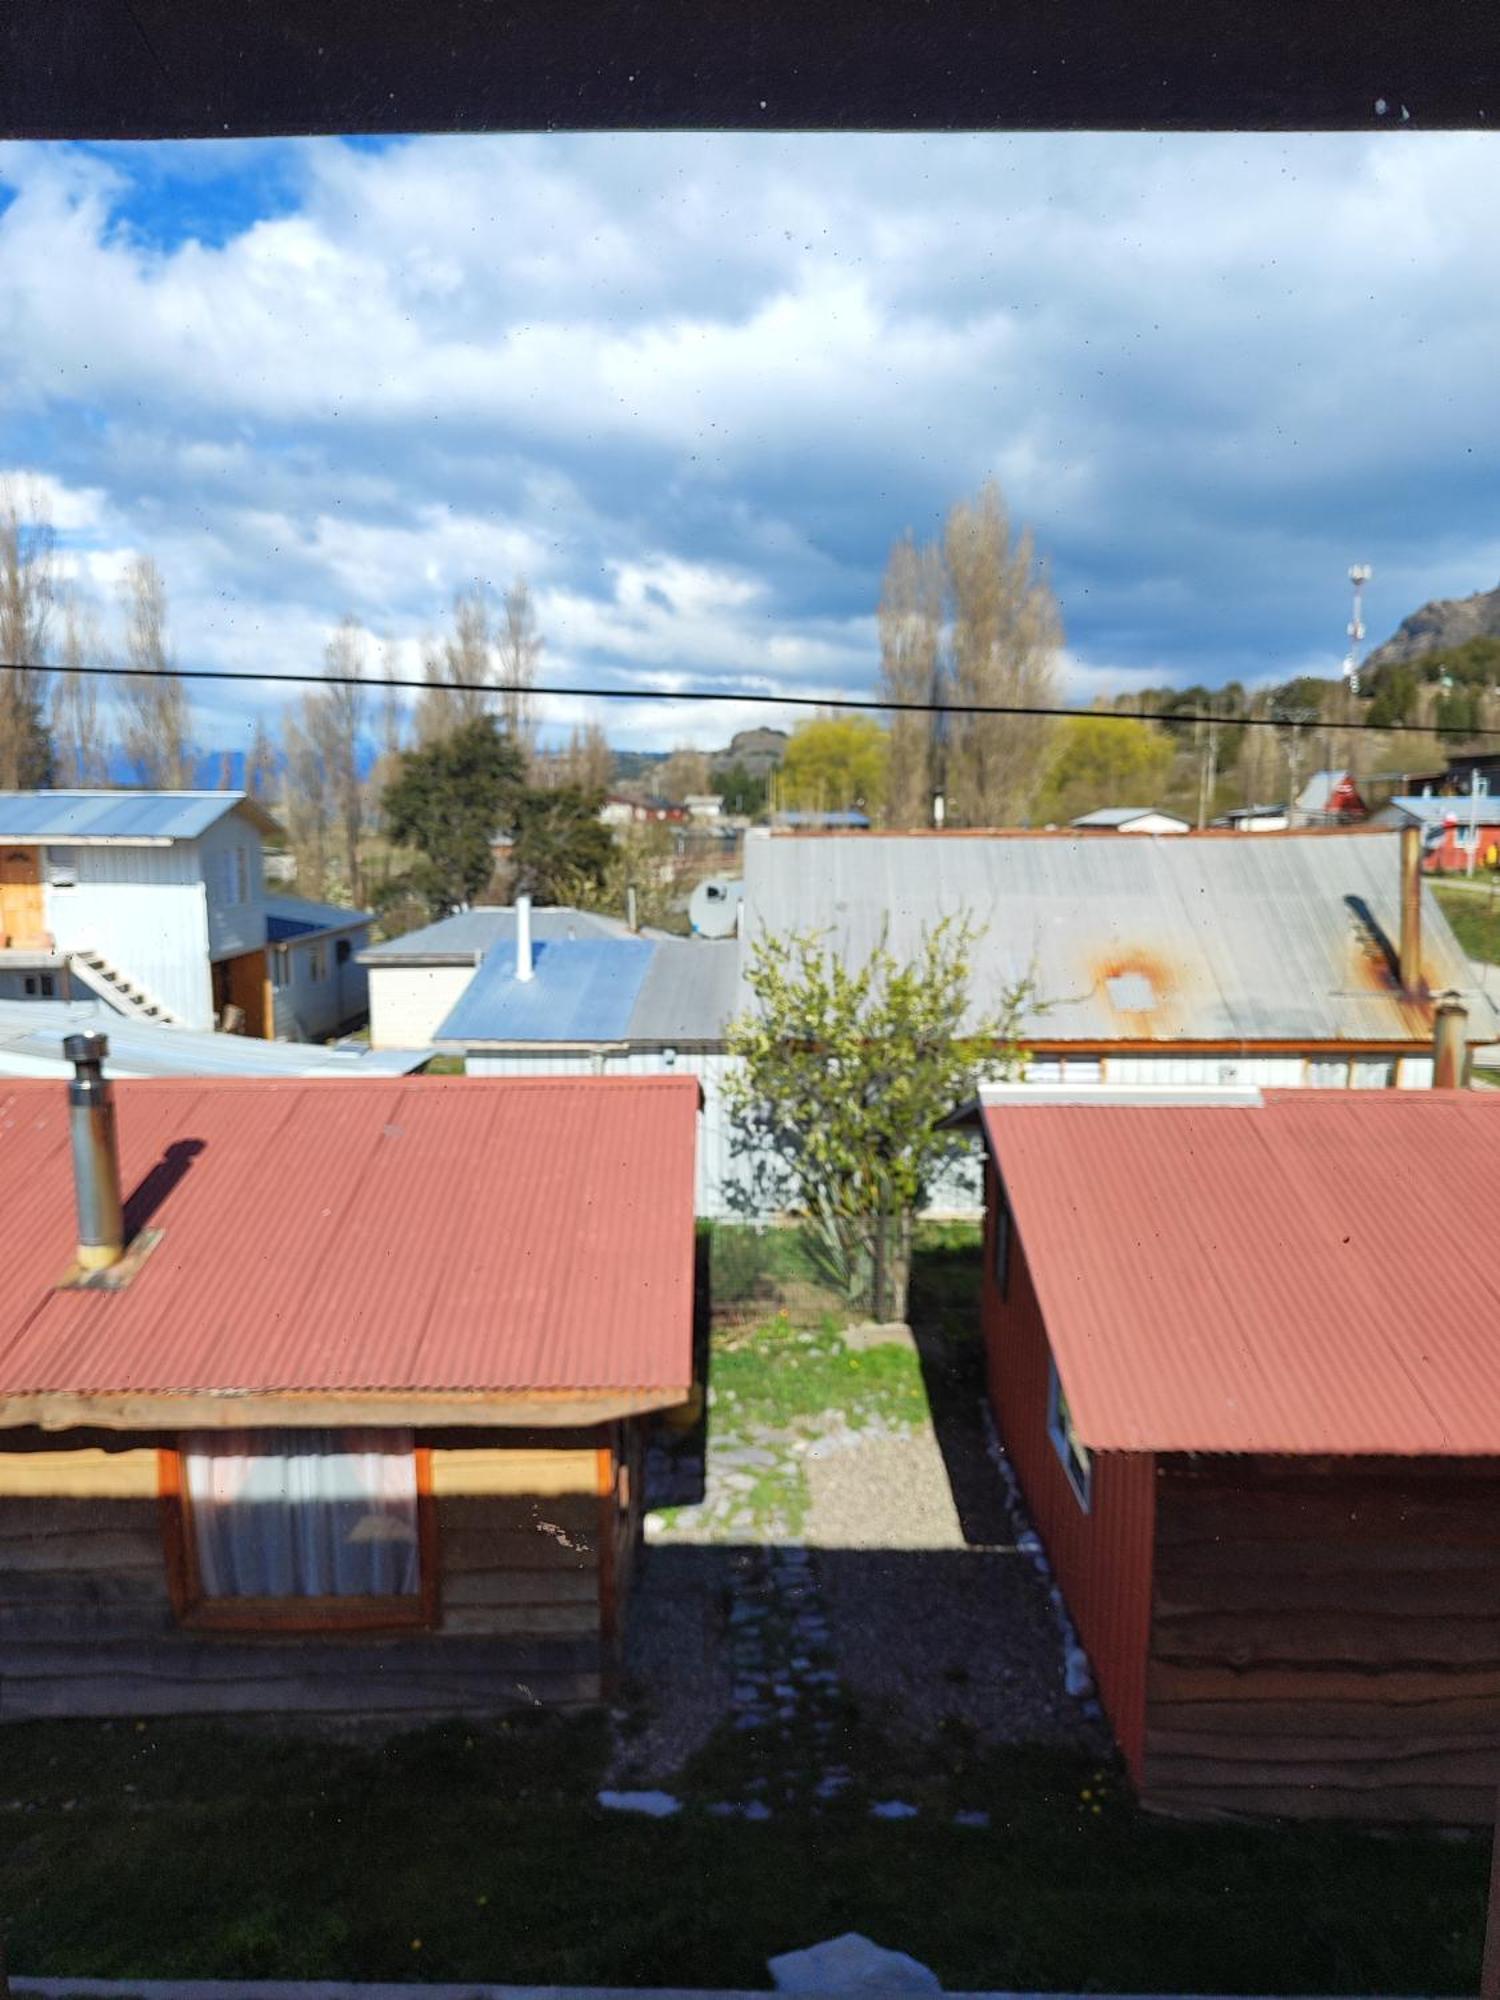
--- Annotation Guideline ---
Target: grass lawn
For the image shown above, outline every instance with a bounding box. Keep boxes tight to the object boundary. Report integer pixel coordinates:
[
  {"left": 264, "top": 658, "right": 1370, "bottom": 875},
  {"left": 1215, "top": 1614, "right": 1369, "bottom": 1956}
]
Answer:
[
  {"left": 0, "top": 1713, "right": 1487, "bottom": 1992},
  {"left": 1434, "top": 881, "right": 1500, "bottom": 965}
]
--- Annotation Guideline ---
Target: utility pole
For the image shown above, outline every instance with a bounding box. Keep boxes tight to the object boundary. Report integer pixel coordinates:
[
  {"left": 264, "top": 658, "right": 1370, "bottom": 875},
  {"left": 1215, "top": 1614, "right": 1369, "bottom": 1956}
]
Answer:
[
  {"left": 1196, "top": 715, "right": 1218, "bottom": 831},
  {"left": 1343, "top": 564, "right": 1371, "bottom": 697}
]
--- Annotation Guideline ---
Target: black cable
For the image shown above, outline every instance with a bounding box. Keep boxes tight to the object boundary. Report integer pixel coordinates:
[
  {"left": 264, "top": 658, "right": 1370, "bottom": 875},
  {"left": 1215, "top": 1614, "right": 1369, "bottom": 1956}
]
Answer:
[{"left": 2, "top": 655, "right": 1491, "bottom": 742}]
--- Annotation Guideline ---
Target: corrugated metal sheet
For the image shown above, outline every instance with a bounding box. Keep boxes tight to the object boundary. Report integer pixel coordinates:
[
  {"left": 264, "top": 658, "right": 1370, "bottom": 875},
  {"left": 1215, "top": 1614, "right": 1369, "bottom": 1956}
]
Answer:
[
  {"left": 980, "top": 1090, "right": 1500, "bottom": 1456},
  {"left": 264, "top": 894, "right": 372, "bottom": 938},
  {"left": 0, "top": 1074, "right": 699, "bottom": 1397},
  {"left": 742, "top": 830, "right": 1496, "bottom": 1044},
  {"left": 359, "top": 905, "right": 636, "bottom": 965},
  {"left": 628, "top": 940, "right": 740, "bottom": 1042},
  {"left": 1380, "top": 795, "right": 1500, "bottom": 827},
  {"left": 0, "top": 791, "right": 274, "bottom": 843},
  {"left": 0, "top": 1001, "right": 427, "bottom": 1079},
  {"left": 437, "top": 938, "right": 653, "bottom": 1044},
  {"left": 982, "top": 1173, "right": 1156, "bottom": 1773}
]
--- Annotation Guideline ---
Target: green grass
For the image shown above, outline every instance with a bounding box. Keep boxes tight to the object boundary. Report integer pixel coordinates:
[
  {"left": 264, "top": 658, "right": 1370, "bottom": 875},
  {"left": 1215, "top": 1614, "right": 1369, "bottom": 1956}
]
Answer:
[
  {"left": 0, "top": 1715, "right": 1485, "bottom": 1992},
  {"left": 712, "top": 1313, "right": 930, "bottom": 1437},
  {"left": 1434, "top": 882, "right": 1500, "bottom": 964}
]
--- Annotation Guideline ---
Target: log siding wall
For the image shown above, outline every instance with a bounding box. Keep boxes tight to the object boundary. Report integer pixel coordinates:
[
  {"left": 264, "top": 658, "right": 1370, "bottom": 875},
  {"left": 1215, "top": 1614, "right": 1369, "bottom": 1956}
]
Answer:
[
  {"left": 1143, "top": 1454, "right": 1500, "bottom": 1823},
  {"left": 0, "top": 1426, "right": 630, "bottom": 1721},
  {"left": 980, "top": 1163, "right": 1157, "bottom": 1773}
]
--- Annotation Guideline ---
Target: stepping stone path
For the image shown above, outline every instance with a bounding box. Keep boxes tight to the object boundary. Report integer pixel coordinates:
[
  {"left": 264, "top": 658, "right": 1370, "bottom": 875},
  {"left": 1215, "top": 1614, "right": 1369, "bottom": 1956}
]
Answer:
[{"left": 722, "top": 1542, "right": 854, "bottom": 1808}]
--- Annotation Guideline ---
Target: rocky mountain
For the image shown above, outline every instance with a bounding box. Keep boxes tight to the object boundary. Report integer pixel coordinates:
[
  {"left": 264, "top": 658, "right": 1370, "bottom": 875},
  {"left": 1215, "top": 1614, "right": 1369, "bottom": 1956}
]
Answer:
[{"left": 1364, "top": 580, "right": 1500, "bottom": 671}]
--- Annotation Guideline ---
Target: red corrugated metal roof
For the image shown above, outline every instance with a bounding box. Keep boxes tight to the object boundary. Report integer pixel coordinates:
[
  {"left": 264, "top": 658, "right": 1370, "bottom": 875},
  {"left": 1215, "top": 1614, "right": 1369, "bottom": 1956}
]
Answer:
[
  {"left": 0, "top": 1075, "right": 699, "bottom": 1402},
  {"left": 980, "top": 1090, "right": 1500, "bottom": 1457}
]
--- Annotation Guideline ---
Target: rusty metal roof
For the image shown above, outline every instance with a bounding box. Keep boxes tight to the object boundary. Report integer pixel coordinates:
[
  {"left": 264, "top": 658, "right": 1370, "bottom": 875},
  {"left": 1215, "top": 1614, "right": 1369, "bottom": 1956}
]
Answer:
[
  {"left": 0, "top": 1075, "right": 698, "bottom": 1406},
  {"left": 742, "top": 829, "right": 1496, "bottom": 1046},
  {"left": 980, "top": 1090, "right": 1500, "bottom": 1457}
]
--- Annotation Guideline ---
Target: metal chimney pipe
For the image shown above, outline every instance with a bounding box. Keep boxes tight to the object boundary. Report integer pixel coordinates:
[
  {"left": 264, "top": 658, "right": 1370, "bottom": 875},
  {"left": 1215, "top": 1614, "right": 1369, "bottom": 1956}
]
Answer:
[
  {"left": 63, "top": 1031, "right": 125, "bottom": 1272},
  {"left": 514, "top": 893, "right": 534, "bottom": 982},
  {"left": 1433, "top": 995, "right": 1469, "bottom": 1089},
  {"left": 1398, "top": 823, "right": 1422, "bottom": 993}
]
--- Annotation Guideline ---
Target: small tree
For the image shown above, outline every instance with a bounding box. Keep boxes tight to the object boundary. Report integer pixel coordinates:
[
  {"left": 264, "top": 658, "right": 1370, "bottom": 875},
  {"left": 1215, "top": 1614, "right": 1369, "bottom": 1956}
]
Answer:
[
  {"left": 382, "top": 715, "right": 525, "bottom": 917},
  {"left": 727, "top": 917, "right": 1033, "bottom": 1320},
  {"left": 509, "top": 786, "right": 615, "bottom": 904}
]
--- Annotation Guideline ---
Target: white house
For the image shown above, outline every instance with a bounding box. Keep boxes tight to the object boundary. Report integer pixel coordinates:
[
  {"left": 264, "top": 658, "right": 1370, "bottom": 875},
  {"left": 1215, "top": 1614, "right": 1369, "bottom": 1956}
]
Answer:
[
  {"left": 358, "top": 905, "right": 644, "bottom": 1050},
  {"left": 0, "top": 791, "right": 372, "bottom": 1041},
  {"left": 1069, "top": 807, "right": 1191, "bottom": 834},
  {"left": 265, "top": 895, "right": 374, "bottom": 1042}
]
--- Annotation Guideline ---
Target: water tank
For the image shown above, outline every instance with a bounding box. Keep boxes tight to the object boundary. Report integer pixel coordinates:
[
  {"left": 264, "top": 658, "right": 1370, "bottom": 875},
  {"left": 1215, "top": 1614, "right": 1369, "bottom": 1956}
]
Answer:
[{"left": 689, "top": 876, "right": 743, "bottom": 939}]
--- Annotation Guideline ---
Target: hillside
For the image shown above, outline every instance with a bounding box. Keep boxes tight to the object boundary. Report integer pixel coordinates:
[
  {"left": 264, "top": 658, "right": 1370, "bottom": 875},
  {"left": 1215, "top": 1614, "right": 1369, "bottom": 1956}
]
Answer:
[{"left": 1364, "top": 581, "right": 1500, "bottom": 672}]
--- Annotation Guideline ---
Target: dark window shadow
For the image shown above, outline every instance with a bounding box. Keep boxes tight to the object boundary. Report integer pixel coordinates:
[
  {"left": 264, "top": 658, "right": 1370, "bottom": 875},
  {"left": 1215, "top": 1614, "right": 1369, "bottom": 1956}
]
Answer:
[{"left": 123, "top": 1137, "right": 206, "bottom": 1238}]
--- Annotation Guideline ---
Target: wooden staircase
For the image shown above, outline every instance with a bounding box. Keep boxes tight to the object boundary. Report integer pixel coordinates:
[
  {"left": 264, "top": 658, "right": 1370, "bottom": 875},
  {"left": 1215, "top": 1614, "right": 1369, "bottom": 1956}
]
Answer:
[{"left": 69, "top": 950, "right": 182, "bottom": 1026}]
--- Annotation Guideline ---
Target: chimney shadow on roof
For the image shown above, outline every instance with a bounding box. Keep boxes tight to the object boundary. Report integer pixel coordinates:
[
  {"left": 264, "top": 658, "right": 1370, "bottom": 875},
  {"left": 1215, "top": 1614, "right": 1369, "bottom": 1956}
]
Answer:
[
  {"left": 1343, "top": 894, "right": 1400, "bottom": 990},
  {"left": 123, "top": 1138, "right": 205, "bottom": 1238}
]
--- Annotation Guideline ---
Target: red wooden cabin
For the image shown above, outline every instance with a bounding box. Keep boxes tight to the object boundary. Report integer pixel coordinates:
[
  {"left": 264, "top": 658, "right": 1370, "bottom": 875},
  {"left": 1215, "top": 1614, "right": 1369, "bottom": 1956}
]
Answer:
[{"left": 976, "top": 1087, "right": 1500, "bottom": 1822}]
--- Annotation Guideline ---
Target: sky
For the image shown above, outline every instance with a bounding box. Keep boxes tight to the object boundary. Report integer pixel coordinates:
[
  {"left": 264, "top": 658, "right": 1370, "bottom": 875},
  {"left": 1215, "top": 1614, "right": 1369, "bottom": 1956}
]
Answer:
[{"left": 1, "top": 131, "right": 1498, "bottom": 758}]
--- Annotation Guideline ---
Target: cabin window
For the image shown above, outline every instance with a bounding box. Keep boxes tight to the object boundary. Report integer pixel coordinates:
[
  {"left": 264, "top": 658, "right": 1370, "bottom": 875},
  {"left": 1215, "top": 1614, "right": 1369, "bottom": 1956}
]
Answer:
[
  {"left": 162, "top": 1429, "right": 435, "bottom": 1630},
  {"left": 336, "top": 937, "right": 352, "bottom": 965},
  {"left": 22, "top": 974, "right": 55, "bottom": 997},
  {"left": 1047, "top": 1358, "right": 1092, "bottom": 1510},
  {"left": 305, "top": 941, "right": 329, "bottom": 982},
  {"left": 992, "top": 1180, "right": 1012, "bottom": 1298},
  {"left": 211, "top": 845, "right": 252, "bottom": 907}
]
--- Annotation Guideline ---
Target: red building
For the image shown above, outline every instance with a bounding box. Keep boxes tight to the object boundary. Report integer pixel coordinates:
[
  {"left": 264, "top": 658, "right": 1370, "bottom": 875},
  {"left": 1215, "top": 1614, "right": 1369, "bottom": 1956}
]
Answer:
[{"left": 975, "top": 1086, "right": 1500, "bottom": 1822}]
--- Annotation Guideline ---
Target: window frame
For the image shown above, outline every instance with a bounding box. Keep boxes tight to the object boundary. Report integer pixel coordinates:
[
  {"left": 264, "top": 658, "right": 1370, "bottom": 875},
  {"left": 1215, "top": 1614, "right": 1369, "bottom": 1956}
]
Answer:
[
  {"left": 1046, "top": 1356, "right": 1092, "bottom": 1512},
  {"left": 991, "top": 1173, "right": 1012, "bottom": 1299},
  {"left": 158, "top": 1439, "right": 440, "bottom": 1633}
]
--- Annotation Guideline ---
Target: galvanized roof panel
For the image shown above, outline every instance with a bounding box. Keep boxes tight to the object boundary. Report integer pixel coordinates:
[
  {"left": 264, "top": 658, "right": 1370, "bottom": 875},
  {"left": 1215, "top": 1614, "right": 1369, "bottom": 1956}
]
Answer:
[
  {"left": 436, "top": 937, "right": 654, "bottom": 1044},
  {"left": 0, "top": 1074, "right": 699, "bottom": 1398},
  {"left": 263, "top": 894, "right": 372, "bottom": 939},
  {"left": 741, "top": 831, "right": 1496, "bottom": 1045},
  {"left": 0, "top": 790, "right": 277, "bottom": 843},
  {"left": 981, "top": 1090, "right": 1500, "bottom": 1456},
  {"left": 628, "top": 940, "right": 740, "bottom": 1043},
  {"left": 359, "top": 904, "right": 635, "bottom": 964},
  {"left": 0, "top": 1001, "right": 428, "bottom": 1079}
]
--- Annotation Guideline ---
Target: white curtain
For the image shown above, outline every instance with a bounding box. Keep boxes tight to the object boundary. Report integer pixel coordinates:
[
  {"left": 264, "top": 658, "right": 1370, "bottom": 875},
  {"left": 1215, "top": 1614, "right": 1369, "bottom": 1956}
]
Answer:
[{"left": 183, "top": 1428, "right": 420, "bottom": 1599}]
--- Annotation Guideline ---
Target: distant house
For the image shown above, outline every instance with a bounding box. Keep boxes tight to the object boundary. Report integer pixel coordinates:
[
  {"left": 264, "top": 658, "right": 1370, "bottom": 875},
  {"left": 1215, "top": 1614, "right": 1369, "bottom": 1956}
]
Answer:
[
  {"left": 1293, "top": 769, "right": 1368, "bottom": 826},
  {"left": 0, "top": 1052, "right": 698, "bottom": 1720},
  {"left": 1069, "top": 807, "right": 1190, "bottom": 835},
  {"left": 1212, "top": 802, "right": 1290, "bottom": 832},
  {"left": 741, "top": 828, "right": 1496, "bottom": 1088},
  {"left": 264, "top": 895, "right": 373, "bottom": 1042},
  {"left": 0, "top": 791, "right": 367, "bottom": 1040},
  {"left": 599, "top": 794, "right": 685, "bottom": 828},
  {"left": 768, "top": 809, "right": 872, "bottom": 830},
  {"left": 1370, "top": 795, "right": 1500, "bottom": 874},
  {"left": 359, "top": 906, "right": 644, "bottom": 1050},
  {"left": 434, "top": 923, "right": 741, "bottom": 1215},
  {"left": 683, "top": 794, "right": 725, "bottom": 822},
  {"left": 970, "top": 1085, "right": 1500, "bottom": 1824}
]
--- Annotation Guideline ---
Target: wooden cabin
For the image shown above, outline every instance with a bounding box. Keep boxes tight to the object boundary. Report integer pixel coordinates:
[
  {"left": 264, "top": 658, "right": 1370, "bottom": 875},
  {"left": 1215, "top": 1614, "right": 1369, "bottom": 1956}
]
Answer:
[
  {"left": 973, "top": 1085, "right": 1500, "bottom": 1824},
  {"left": 0, "top": 1059, "right": 698, "bottom": 1720}
]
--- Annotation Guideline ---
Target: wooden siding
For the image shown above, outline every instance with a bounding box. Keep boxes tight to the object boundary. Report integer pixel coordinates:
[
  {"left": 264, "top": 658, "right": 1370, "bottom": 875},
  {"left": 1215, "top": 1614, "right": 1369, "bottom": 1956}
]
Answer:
[
  {"left": 1143, "top": 1455, "right": 1500, "bottom": 1823},
  {"left": 980, "top": 1162, "right": 1156, "bottom": 1772},
  {"left": 0, "top": 1428, "right": 615, "bottom": 1720}
]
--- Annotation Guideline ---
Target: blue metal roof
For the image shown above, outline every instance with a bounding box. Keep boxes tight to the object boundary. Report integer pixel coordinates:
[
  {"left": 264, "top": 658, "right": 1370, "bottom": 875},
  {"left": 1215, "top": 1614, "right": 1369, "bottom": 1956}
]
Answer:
[
  {"left": 1384, "top": 795, "right": 1500, "bottom": 825},
  {"left": 359, "top": 904, "right": 634, "bottom": 964},
  {"left": 436, "top": 937, "right": 654, "bottom": 1044},
  {"left": 0, "top": 790, "right": 273, "bottom": 843}
]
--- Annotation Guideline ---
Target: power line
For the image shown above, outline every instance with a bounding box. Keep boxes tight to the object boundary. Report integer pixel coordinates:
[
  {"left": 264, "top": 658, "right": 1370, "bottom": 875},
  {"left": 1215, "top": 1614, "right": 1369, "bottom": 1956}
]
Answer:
[{"left": 3, "top": 655, "right": 1495, "bottom": 742}]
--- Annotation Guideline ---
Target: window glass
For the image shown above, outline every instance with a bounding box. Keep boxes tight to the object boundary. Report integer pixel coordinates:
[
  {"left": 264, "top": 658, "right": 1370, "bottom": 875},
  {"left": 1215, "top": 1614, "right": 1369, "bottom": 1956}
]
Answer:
[
  {"left": 1047, "top": 1358, "right": 1092, "bottom": 1509},
  {"left": 182, "top": 1428, "right": 420, "bottom": 1599}
]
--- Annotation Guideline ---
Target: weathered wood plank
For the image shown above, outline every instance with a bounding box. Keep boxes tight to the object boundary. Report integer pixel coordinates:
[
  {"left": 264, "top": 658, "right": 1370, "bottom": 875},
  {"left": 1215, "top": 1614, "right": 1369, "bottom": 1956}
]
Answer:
[
  {"left": 1150, "top": 1694, "right": 1500, "bottom": 1737},
  {"left": 1147, "top": 1727, "right": 1500, "bottom": 1768},
  {"left": 440, "top": 1603, "right": 600, "bottom": 1639},
  {"left": 430, "top": 1449, "right": 600, "bottom": 1498},
  {"left": 1157, "top": 1539, "right": 1500, "bottom": 1581},
  {"left": 1148, "top": 1659, "right": 1500, "bottom": 1705},
  {"left": 1155, "top": 1566, "right": 1500, "bottom": 1616},
  {"left": 1153, "top": 1610, "right": 1500, "bottom": 1667},
  {"left": 442, "top": 1570, "right": 599, "bottom": 1610},
  {"left": 1143, "top": 1780, "right": 1495, "bottom": 1824},
  {"left": 0, "top": 1447, "right": 159, "bottom": 1497}
]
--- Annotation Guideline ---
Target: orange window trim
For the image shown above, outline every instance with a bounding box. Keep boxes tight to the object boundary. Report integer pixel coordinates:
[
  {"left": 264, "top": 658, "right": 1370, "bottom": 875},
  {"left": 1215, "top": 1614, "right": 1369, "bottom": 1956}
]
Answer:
[{"left": 157, "top": 1442, "right": 440, "bottom": 1634}]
